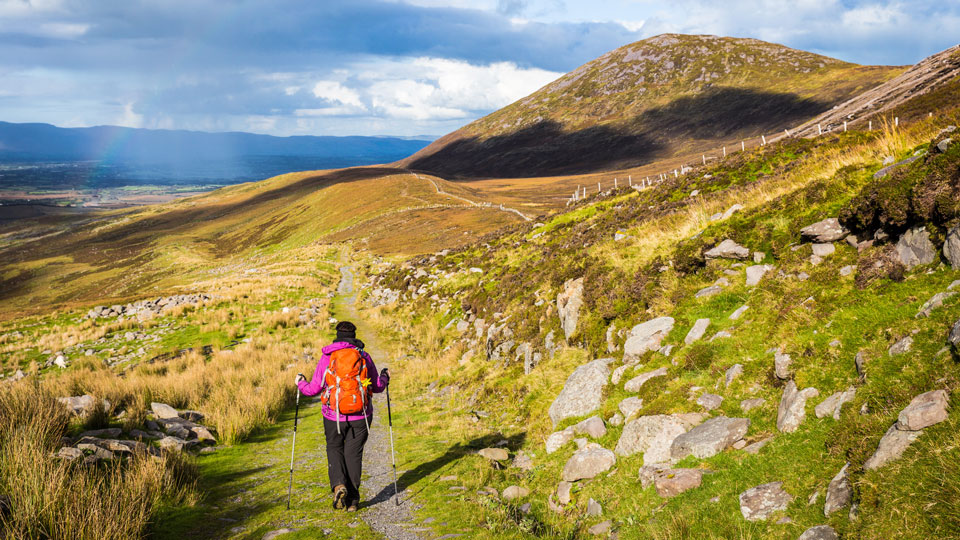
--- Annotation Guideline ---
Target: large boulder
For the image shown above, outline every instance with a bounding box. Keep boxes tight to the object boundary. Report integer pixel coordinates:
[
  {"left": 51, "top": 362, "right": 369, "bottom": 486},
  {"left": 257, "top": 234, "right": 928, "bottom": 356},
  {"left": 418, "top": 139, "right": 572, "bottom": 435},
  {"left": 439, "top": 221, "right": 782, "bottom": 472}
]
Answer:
[
  {"left": 801, "top": 218, "right": 848, "bottom": 243},
  {"left": 615, "top": 415, "right": 687, "bottom": 464},
  {"left": 624, "top": 367, "right": 668, "bottom": 392},
  {"left": 897, "top": 389, "right": 949, "bottom": 431},
  {"left": 548, "top": 358, "right": 612, "bottom": 426},
  {"left": 945, "top": 225, "right": 960, "bottom": 268},
  {"left": 623, "top": 318, "right": 674, "bottom": 358},
  {"left": 823, "top": 463, "right": 852, "bottom": 516},
  {"left": 557, "top": 278, "right": 585, "bottom": 340},
  {"left": 798, "top": 526, "right": 839, "bottom": 540},
  {"left": 705, "top": 239, "right": 749, "bottom": 259},
  {"left": 561, "top": 444, "right": 616, "bottom": 482},
  {"left": 739, "top": 482, "right": 793, "bottom": 521},
  {"left": 895, "top": 227, "right": 936, "bottom": 269},
  {"left": 670, "top": 416, "right": 750, "bottom": 460},
  {"left": 777, "top": 381, "right": 819, "bottom": 432}
]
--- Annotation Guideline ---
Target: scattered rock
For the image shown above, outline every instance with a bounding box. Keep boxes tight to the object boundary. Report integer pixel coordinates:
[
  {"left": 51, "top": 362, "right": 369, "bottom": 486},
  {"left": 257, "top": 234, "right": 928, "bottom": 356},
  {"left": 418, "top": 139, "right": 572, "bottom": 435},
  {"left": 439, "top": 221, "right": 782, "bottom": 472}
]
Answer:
[
  {"left": 654, "top": 468, "right": 704, "bottom": 498},
  {"left": 863, "top": 423, "right": 922, "bottom": 470},
  {"left": 478, "top": 448, "right": 509, "bottom": 461},
  {"left": 697, "top": 393, "right": 723, "bottom": 410},
  {"left": 586, "top": 498, "right": 602, "bottom": 516},
  {"left": 546, "top": 429, "right": 575, "bottom": 454},
  {"left": 572, "top": 416, "right": 607, "bottom": 439},
  {"left": 608, "top": 413, "right": 624, "bottom": 426},
  {"left": 562, "top": 444, "right": 616, "bottom": 482},
  {"left": 80, "top": 428, "right": 122, "bottom": 439},
  {"left": 623, "top": 318, "right": 674, "bottom": 358},
  {"left": 839, "top": 265, "right": 856, "bottom": 276},
  {"left": 855, "top": 351, "right": 867, "bottom": 378},
  {"left": 743, "top": 437, "right": 772, "bottom": 454},
  {"left": 151, "top": 402, "right": 180, "bottom": 419},
  {"left": 705, "top": 239, "right": 750, "bottom": 259},
  {"left": 951, "top": 318, "right": 960, "bottom": 349},
  {"left": 741, "top": 398, "right": 766, "bottom": 411},
  {"left": 944, "top": 225, "right": 960, "bottom": 268},
  {"left": 888, "top": 336, "right": 913, "bottom": 356},
  {"left": 774, "top": 352, "right": 792, "bottom": 380},
  {"left": 916, "top": 292, "right": 956, "bottom": 318},
  {"left": 556, "top": 481, "right": 573, "bottom": 505},
  {"left": 588, "top": 521, "right": 612, "bottom": 535},
  {"left": 801, "top": 218, "right": 848, "bottom": 243},
  {"left": 695, "top": 286, "right": 722, "bottom": 298},
  {"left": 548, "top": 358, "right": 612, "bottom": 426},
  {"left": 610, "top": 365, "right": 629, "bottom": 385},
  {"left": 671, "top": 416, "right": 750, "bottom": 460},
  {"left": 624, "top": 367, "right": 668, "bottom": 392},
  {"left": 777, "top": 381, "right": 819, "bottom": 432},
  {"left": 937, "top": 137, "right": 954, "bottom": 153},
  {"left": 502, "top": 486, "right": 530, "bottom": 500},
  {"left": 725, "top": 364, "right": 743, "bottom": 387},
  {"left": 895, "top": 227, "right": 936, "bottom": 269},
  {"left": 722, "top": 204, "right": 744, "bottom": 219},
  {"left": 739, "top": 482, "right": 794, "bottom": 521},
  {"left": 745, "top": 265, "right": 773, "bottom": 286},
  {"left": 615, "top": 415, "right": 687, "bottom": 463},
  {"left": 513, "top": 451, "right": 534, "bottom": 471},
  {"left": 262, "top": 529, "right": 296, "bottom": 540},
  {"left": 753, "top": 251, "right": 765, "bottom": 263},
  {"left": 684, "top": 319, "right": 711, "bottom": 344},
  {"left": 814, "top": 387, "right": 856, "bottom": 420},
  {"left": 811, "top": 243, "right": 835, "bottom": 257},
  {"left": 618, "top": 397, "right": 644, "bottom": 421},
  {"left": 729, "top": 305, "right": 749, "bottom": 320},
  {"left": 56, "top": 395, "right": 98, "bottom": 417},
  {"left": 557, "top": 278, "right": 585, "bottom": 340},
  {"left": 56, "top": 447, "right": 84, "bottom": 460},
  {"left": 824, "top": 463, "right": 852, "bottom": 516},
  {"left": 898, "top": 389, "right": 949, "bottom": 431},
  {"left": 798, "top": 525, "right": 839, "bottom": 540}
]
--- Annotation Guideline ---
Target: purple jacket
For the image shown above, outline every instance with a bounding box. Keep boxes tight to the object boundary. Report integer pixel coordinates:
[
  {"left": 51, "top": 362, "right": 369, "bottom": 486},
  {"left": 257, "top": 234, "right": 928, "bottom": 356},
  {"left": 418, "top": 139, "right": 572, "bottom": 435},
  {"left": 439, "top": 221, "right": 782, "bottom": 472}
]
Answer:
[{"left": 297, "top": 341, "right": 386, "bottom": 422}]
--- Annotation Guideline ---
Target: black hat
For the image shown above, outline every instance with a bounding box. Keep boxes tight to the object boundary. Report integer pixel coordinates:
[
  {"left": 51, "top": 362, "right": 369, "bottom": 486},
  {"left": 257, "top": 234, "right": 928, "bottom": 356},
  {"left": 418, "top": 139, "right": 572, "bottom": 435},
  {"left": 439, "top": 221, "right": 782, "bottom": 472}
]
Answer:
[{"left": 335, "top": 321, "right": 357, "bottom": 341}]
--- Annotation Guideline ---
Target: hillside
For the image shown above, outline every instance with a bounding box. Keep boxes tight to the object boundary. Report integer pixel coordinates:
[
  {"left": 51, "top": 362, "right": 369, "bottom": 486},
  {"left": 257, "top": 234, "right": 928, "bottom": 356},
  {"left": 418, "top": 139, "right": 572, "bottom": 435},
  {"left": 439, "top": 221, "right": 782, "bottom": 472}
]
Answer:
[{"left": 401, "top": 34, "right": 900, "bottom": 178}]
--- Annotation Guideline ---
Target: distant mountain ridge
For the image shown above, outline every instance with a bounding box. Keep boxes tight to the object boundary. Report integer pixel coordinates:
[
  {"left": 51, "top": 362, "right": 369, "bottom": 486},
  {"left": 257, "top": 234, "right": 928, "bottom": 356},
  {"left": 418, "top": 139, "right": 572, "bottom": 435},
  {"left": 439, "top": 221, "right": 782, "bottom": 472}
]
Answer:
[
  {"left": 0, "top": 121, "right": 432, "bottom": 163},
  {"left": 402, "top": 34, "right": 903, "bottom": 178}
]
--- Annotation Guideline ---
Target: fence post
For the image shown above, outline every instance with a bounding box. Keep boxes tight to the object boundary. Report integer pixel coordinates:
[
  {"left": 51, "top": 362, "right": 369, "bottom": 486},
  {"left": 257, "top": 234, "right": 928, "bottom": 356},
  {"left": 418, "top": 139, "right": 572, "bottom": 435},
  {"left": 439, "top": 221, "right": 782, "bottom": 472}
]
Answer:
[
  {"left": 818, "top": 124, "right": 822, "bottom": 135},
  {"left": 741, "top": 141, "right": 745, "bottom": 152},
  {"left": 674, "top": 169, "right": 678, "bottom": 178},
  {"left": 843, "top": 121, "right": 847, "bottom": 132},
  {"left": 869, "top": 120, "right": 872, "bottom": 131},
  {"left": 761, "top": 135, "right": 766, "bottom": 146},
  {"left": 614, "top": 178, "right": 618, "bottom": 188},
  {"left": 895, "top": 117, "right": 899, "bottom": 127},
  {"left": 784, "top": 129, "right": 789, "bottom": 137},
  {"left": 702, "top": 154, "right": 706, "bottom": 165},
  {"left": 723, "top": 146, "right": 726, "bottom": 157},
  {"left": 597, "top": 182, "right": 601, "bottom": 193}
]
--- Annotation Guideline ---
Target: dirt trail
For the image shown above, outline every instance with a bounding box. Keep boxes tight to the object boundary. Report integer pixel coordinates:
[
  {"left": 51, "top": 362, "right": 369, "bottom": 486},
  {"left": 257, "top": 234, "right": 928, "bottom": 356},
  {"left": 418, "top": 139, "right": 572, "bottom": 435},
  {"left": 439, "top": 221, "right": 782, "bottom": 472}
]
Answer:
[
  {"left": 408, "top": 170, "right": 533, "bottom": 222},
  {"left": 333, "top": 264, "right": 424, "bottom": 540}
]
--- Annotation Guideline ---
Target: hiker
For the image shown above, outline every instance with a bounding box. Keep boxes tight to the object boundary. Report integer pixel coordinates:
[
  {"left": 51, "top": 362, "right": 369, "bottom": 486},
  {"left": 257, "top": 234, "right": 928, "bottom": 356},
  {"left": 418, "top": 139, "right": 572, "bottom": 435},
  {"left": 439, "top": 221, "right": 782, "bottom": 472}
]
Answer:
[{"left": 295, "top": 321, "right": 389, "bottom": 511}]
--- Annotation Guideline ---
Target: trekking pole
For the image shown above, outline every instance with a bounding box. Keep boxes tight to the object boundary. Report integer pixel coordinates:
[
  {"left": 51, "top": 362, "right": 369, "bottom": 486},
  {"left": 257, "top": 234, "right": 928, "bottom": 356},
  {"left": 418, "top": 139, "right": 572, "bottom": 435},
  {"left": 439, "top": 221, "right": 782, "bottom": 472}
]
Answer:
[
  {"left": 287, "top": 377, "right": 303, "bottom": 510},
  {"left": 385, "top": 370, "right": 400, "bottom": 506}
]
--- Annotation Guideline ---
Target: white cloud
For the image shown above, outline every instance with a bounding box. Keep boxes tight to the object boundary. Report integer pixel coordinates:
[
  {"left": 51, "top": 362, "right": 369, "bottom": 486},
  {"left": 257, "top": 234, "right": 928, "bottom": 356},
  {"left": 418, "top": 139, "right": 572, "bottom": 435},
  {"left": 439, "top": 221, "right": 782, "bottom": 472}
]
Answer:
[{"left": 311, "top": 80, "right": 365, "bottom": 109}]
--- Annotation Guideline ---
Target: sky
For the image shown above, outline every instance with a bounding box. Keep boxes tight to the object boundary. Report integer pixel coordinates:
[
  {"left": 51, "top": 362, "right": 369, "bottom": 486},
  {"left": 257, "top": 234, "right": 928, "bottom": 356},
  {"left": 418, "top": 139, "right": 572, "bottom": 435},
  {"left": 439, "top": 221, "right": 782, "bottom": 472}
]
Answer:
[{"left": 1, "top": 0, "right": 957, "bottom": 138}]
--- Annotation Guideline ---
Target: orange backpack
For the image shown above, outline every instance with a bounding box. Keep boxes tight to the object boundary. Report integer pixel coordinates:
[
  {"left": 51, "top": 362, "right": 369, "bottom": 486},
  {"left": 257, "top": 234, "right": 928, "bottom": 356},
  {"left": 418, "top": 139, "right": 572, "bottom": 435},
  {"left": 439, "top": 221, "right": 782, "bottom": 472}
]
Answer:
[{"left": 321, "top": 347, "right": 372, "bottom": 421}]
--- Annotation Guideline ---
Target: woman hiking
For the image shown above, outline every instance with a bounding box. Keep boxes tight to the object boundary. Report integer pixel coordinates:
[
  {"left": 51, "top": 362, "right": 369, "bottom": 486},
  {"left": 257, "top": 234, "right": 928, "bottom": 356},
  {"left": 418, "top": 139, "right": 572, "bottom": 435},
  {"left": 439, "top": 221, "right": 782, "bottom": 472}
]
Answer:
[{"left": 295, "top": 321, "right": 389, "bottom": 511}]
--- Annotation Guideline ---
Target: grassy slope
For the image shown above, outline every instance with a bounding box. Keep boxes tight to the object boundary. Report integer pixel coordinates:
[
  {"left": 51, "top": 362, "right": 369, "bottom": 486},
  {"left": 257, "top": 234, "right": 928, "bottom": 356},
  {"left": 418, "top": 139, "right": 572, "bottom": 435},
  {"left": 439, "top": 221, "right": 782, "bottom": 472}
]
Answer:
[{"left": 356, "top": 99, "right": 960, "bottom": 538}]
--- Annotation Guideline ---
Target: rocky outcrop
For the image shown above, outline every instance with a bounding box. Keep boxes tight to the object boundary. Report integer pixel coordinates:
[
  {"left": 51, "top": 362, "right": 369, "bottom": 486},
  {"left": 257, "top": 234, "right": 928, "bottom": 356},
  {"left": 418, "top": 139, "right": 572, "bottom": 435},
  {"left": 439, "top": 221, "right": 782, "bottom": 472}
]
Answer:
[
  {"left": 557, "top": 278, "right": 585, "bottom": 340},
  {"left": 801, "top": 218, "right": 848, "bottom": 243},
  {"left": 671, "top": 416, "right": 750, "bottom": 460},
  {"left": 615, "top": 415, "right": 687, "bottom": 463},
  {"left": 562, "top": 444, "right": 616, "bottom": 482},
  {"left": 705, "top": 239, "right": 749, "bottom": 259},
  {"left": 777, "top": 381, "right": 819, "bottom": 432},
  {"left": 895, "top": 227, "right": 936, "bottom": 269},
  {"left": 548, "top": 358, "right": 612, "bottom": 426},
  {"left": 739, "top": 482, "right": 793, "bottom": 521},
  {"left": 623, "top": 318, "right": 674, "bottom": 358},
  {"left": 86, "top": 293, "right": 212, "bottom": 320}
]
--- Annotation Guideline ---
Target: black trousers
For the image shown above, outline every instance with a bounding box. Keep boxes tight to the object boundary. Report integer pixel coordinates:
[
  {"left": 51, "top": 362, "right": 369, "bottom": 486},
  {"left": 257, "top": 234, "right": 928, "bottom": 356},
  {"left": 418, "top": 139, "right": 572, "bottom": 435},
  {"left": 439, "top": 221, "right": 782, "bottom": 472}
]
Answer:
[{"left": 323, "top": 417, "right": 370, "bottom": 505}]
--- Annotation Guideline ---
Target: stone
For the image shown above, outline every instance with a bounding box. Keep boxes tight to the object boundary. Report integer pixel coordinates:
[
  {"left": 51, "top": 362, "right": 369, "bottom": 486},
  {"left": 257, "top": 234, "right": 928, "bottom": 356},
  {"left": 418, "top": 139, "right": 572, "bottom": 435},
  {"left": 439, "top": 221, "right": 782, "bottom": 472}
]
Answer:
[
  {"left": 562, "top": 444, "right": 616, "bottom": 482},
  {"left": 502, "top": 486, "right": 530, "bottom": 500},
  {"left": 513, "top": 451, "right": 534, "bottom": 471},
  {"left": 798, "top": 272, "right": 810, "bottom": 281},
  {"left": 624, "top": 367, "right": 668, "bottom": 392},
  {"left": 714, "top": 277, "right": 730, "bottom": 287},
  {"left": 722, "top": 204, "right": 744, "bottom": 219},
  {"left": 586, "top": 498, "right": 602, "bottom": 516},
  {"left": 56, "top": 446, "right": 84, "bottom": 460},
  {"left": 262, "top": 529, "right": 296, "bottom": 540},
  {"left": 705, "top": 239, "right": 750, "bottom": 259},
  {"left": 53, "top": 355, "right": 68, "bottom": 369},
  {"left": 863, "top": 424, "right": 921, "bottom": 470},
  {"left": 888, "top": 336, "right": 913, "bottom": 356},
  {"left": 814, "top": 387, "right": 856, "bottom": 420},
  {"left": 801, "top": 218, "right": 848, "bottom": 243},
  {"left": 951, "top": 319, "right": 960, "bottom": 348},
  {"left": 743, "top": 437, "right": 772, "bottom": 454},
  {"left": 557, "top": 278, "right": 585, "bottom": 340},
  {"left": 745, "top": 265, "right": 773, "bottom": 286},
  {"left": 610, "top": 365, "right": 629, "bottom": 385},
  {"left": 937, "top": 137, "right": 954, "bottom": 153},
  {"left": 80, "top": 428, "right": 122, "bottom": 439},
  {"left": 725, "top": 364, "right": 743, "bottom": 386},
  {"left": 774, "top": 352, "right": 792, "bottom": 380},
  {"left": 573, "top": 416, "right": 607, "bottom": 439},
  {"left": 824, "top": 463, "right": 852, "bottom": 517},
  {"left": 57, "top": 395, "right": 97, "bottom": 416},
  {"left": 916, "top": 292, "right": 956, "bottom": 318},
  {"left": 855, "top": 351, "right": 867, "bottom": 378},
  {"left": 673, "top": 412, "right": 708, "bottom": 429},
  {"left": 158, "top": 436, "right": 192, "bottom": 452},
  {"left": 615, "top": 415, "right": 687, "bottom": 464},
  {"left": 546, "top": 429, "right": 575, "bottom": 454},
  {"left": 741, "top": 398, "right": 766, "bottom": 411},
  {"left": 729, "top": 305, "right": 749, "bottom": 320},
  {"left": 777, "top": 381, "right": 819, "bottom": 432},
  {"left": 948, "top": 280, "right": 960, "bottom": 291},
  {"left": 944, "top": 225, "right": 960, "bottom": 268},
  {"left": 479, "top": 448, "right": 509, "bottom": 461},
  {"left": 191, "top": 425, "right": 216, "bottom": 442},
  {"left": 618, "top": 397, "right": 644, "bottom": 421},
  {"left": 739, "top": 482, "right": 794, "bottom": 521},
  {"left": 548, "top": 358, "right": 612, "bottom": 426},
  {"left": 623, "top": 318, "right": 674, "bottom": 358},
  {"left": 151, "top": 402, "right": 180, "bottom": 419},
  {"left": 609, "top": 413, "right": 623, "bottom": 426},
  {"left": 670, "top": 416, "right": 750, "bottom": 460},
  {"left": 695, "top": 286, "right": 722, "bottom": 298},
  {"left": 697, "top": 393, "right": 723, "bottom": 410},
  {"left": 588, "top": 521, "right": 612, "bottom": 535},
  {"left": 754, "top": 251, "right": 765, "bottom": 263},
  {"left": 654, "top": 468, "right": 704, "bottom": 498},
  {"left": 809, "top": 254, "right": 823, "bottom": 266},
  {"left": 684, "top": 319, "right": 711, "bottom": 345},
  {"left": 799, "top": 526, "right": 839, "bottom": 540},
  {"left": 811, "top": 243, "right": 835, "bottom": 257},
  {"left": 556, "top": 481, "right": 573, "bottom": 505},
  {"left": 896, "top": 227, "right": 936, "bottom": 269},
  {"left": 839, "top": 265, "right": 856, "bottom": 276},
  {"left": 897, "top": 389, "right": 949, "bottom": 431}
]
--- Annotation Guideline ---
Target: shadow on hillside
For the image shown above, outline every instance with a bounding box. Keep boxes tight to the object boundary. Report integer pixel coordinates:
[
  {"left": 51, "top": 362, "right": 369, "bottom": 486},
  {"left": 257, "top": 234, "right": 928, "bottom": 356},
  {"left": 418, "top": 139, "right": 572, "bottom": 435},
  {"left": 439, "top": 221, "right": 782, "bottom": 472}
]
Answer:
[
  {"left": 365, "top": 431, "right": 527, "bottom": 508},
  {"left": 408, "top": 87, "right": 831, "bottom": 179}
]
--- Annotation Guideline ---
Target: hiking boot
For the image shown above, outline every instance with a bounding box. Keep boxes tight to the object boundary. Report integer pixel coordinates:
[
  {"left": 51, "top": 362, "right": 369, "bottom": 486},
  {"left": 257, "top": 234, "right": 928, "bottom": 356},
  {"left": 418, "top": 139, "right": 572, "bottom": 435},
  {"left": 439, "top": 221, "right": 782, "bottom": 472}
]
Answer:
[
  {"left": 332, "top": 485, "right": 347, "bottom": 510},
  {"left": 346, "top": 503, "right": 359, "bottom": 512}
]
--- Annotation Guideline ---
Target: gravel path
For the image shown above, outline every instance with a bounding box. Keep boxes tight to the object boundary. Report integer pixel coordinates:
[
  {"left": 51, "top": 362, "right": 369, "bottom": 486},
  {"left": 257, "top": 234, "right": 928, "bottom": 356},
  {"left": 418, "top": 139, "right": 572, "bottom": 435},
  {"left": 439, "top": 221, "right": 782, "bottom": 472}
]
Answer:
[{"left": 336, "top": 265, "right": 424, "bottom": 540}]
